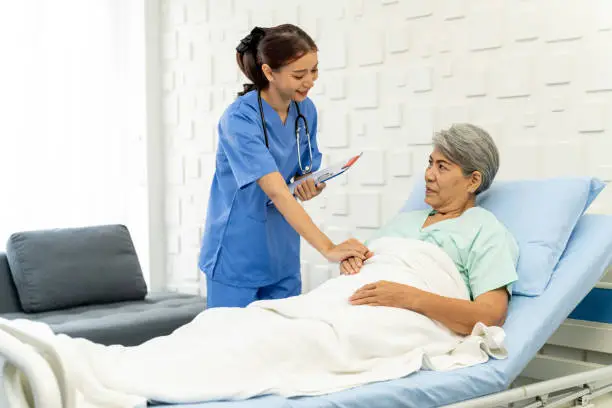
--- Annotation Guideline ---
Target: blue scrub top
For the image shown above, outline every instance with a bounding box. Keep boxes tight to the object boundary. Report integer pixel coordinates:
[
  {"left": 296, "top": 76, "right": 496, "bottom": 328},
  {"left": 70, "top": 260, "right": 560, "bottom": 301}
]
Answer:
[{"left": 199, "top": 90, "right": 322, "bottom": 288}]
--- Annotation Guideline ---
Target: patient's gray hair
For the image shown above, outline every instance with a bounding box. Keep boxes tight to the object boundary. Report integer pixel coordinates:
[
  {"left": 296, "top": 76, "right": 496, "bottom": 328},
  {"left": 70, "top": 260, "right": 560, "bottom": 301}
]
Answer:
[{"left": 432, "top": 123, "right": 499, "bottom": 194}]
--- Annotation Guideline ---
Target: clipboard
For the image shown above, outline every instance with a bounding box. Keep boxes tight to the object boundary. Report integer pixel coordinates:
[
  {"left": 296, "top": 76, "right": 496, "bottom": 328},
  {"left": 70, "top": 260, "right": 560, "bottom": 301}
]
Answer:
[
  {"left": 267, "top": 152, "right": 363, "bottom": 206},
  {"left": 287, "top": 152, "right": 362, "bottom": 194}
]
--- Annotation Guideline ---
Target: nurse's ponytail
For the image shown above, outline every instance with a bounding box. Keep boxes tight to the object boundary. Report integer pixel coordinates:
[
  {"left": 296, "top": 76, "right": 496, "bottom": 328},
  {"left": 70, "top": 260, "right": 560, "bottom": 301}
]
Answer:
[{"left": 235, "top": 24, "right": 317, "bottom": 97}]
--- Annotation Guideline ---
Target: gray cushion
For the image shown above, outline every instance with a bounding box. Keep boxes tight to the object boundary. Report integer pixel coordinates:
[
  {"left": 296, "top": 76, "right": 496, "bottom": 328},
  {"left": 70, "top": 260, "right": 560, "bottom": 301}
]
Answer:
[
  {"left": 6, "top": 224, "right": 148, "bottom": 313},
  {"left": 1, "top": 292, "right": 206, "bottom": 346},
  {"left": 0, "top": 253, "right": 22, "bottom": 313}
]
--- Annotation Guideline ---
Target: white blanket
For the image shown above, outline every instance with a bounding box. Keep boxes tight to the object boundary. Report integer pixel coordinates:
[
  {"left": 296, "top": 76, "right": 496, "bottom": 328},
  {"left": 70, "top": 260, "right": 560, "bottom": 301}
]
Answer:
[{"left": 0, "top": 237, "right": 507, "bottom": 408}]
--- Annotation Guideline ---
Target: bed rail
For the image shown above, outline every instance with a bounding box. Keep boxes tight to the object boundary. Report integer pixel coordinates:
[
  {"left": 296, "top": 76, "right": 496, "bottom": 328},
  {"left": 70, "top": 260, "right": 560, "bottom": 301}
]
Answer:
[
  {"left": 0, "top": 329, "right": 62, "bottom": 408},
  {"left": 445, "top": 365, "right": 612, "bottom": 408}
]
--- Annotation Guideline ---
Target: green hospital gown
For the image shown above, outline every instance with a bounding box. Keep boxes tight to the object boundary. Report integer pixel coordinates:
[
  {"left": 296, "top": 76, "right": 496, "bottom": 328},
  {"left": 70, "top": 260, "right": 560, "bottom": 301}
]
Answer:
[{"left": 366, "top": 207, "right": 519, "bottom": 300}]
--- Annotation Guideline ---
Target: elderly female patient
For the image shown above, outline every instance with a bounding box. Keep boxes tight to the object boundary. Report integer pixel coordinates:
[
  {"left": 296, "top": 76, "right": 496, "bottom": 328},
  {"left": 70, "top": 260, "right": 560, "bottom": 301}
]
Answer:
[{"left": 344, "top": 123, "right": 518, "bottom": 335}]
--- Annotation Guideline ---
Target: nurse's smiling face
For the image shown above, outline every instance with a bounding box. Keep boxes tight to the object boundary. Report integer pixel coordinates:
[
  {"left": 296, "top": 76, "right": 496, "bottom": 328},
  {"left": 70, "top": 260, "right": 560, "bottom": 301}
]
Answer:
[{"left": 264, "top": 51, "right": 319, "bottom": 102}]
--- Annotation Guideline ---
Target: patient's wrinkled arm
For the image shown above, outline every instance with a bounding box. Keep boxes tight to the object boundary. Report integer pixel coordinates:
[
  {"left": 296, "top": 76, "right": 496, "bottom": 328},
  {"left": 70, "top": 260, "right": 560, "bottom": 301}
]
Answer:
[
  {"left": 349, "top": 281, "right": 509, "bottom": 336},
  {"left": 408, "top": 287, "right": 509, "bottom": 335}
]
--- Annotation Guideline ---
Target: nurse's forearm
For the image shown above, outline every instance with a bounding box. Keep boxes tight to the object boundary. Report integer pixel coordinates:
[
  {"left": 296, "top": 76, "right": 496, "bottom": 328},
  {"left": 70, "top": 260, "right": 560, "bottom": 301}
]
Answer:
[
  {"left": 273, "top": 193, "right": 334, "bottom": 252},
  {"left": 258, "top": 173, "right": 334, "bottom": 254}
]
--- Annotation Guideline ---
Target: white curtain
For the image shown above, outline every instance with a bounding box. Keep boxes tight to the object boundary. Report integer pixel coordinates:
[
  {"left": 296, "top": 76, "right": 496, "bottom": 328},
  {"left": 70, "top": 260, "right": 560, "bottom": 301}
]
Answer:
[{"left": 0, "top": 0, "right": 148, "bottom": 280}]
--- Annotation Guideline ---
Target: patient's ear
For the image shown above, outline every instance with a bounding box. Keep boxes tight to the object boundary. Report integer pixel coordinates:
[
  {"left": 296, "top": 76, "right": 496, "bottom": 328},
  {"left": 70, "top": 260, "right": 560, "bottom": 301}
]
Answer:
[{"left": 468, "top": 171, "right": 482, "bottom": 194}]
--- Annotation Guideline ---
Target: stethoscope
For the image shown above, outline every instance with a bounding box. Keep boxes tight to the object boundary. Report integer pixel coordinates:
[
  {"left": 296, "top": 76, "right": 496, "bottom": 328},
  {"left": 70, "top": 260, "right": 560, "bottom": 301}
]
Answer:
[{"left": 257, "top": 91, "right": 313, "bottom": 175}]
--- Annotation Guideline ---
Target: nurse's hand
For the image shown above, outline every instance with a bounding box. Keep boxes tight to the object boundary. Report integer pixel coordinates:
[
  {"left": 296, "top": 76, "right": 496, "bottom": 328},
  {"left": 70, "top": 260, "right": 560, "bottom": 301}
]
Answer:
[
  {"left": 323, "top": 239, "right": 370, "bottom": 263},
  {"left": 295, "top": 179, "right": 325, "bottom": 202},
  {"left": 340, "top": 252, "right": 373, "bottom": 275}
]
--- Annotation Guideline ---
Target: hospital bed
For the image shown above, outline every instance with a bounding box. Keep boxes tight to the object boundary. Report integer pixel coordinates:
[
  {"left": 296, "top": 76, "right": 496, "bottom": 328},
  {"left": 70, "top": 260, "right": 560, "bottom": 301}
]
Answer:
[
  {"left": 0, "top": 212, "right": 610, "bottom": 408},
  {"left": 163, "top": 214, "right": 612, "bottom": 408}
]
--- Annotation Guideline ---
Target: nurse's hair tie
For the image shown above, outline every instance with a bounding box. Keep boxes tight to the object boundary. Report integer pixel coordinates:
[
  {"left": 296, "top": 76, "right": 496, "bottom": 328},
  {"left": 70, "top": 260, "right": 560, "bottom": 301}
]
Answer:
[{"left": 236, "top": 27, "right": 266, "bottom": 54}]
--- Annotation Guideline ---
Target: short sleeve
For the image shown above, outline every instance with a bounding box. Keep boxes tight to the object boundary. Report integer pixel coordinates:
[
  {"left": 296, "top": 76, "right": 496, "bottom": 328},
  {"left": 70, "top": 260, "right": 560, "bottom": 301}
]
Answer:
[
  {"left": 218, "top": 110, "right": 279, "bottom": 189},
  {"left": 466, "top": 225, "right": 519, "bottom": 300}
]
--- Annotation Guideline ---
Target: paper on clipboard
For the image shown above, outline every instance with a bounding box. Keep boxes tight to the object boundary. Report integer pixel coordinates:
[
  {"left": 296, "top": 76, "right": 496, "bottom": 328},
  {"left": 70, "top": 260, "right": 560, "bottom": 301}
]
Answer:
[
  {"left": 266, "top": 152, "right": 363, "bottom": 206},
  {"left": 287, "top": 152, "right": 363, "bottom": 194}
]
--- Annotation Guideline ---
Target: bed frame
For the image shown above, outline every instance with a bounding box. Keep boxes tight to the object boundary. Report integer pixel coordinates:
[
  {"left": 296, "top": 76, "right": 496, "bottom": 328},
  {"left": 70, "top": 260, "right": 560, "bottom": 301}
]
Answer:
[
  {"left": 446, "top": 268, "right": 612, "bottom": 408},
  {"left": 445, "top": 365, "right": 612, "bottom": 407}
]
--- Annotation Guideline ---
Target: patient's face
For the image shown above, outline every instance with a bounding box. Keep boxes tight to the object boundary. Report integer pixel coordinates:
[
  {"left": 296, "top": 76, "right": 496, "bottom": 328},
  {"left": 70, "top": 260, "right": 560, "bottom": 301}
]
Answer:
[{"left": 424, "top": 148, "right": 474, "bottom": 210}]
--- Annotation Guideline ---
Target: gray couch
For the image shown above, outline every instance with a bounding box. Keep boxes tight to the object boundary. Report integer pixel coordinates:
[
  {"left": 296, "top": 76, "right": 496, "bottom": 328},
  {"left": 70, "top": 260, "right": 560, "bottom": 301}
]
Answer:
[{"left": 0, "top": 224, "right": 206, "bottom": 346}]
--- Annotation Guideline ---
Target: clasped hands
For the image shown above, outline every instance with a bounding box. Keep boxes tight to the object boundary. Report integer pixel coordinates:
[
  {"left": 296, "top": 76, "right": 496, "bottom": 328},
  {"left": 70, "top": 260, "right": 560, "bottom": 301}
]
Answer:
[{"left": 294, "top": 175, "right": 416, "bottom": 309}]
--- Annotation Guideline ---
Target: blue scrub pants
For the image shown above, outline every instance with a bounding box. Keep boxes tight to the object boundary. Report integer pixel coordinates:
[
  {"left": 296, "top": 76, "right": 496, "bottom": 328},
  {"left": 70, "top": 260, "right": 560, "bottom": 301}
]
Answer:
[{"left": 205, "top": 274, "right": 302, "bottom": 308}]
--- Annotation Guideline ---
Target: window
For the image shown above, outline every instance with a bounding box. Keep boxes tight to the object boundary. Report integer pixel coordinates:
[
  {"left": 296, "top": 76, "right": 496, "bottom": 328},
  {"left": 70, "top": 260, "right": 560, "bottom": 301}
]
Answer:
[{"left": 0, "top": 1, "right": 149, "bottom": 281}]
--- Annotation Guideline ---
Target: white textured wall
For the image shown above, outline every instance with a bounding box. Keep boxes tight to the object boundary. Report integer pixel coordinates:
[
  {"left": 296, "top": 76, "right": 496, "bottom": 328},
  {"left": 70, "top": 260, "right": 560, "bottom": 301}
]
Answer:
[{"left": 159, "top": 0, "right": 612, "bottom": 294}]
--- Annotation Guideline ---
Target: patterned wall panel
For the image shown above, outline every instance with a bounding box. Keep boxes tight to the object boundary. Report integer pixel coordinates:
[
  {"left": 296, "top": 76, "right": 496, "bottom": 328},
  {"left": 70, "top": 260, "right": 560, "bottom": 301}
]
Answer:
[{"left": 160, "top": 0, "right": 612, "bottom": 294}]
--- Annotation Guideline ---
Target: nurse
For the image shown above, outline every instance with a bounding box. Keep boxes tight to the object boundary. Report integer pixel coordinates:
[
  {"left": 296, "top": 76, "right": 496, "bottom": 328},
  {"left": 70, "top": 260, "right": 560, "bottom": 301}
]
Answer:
[{"left": 199, "top": 24, "right": 370, "bottom": 308}]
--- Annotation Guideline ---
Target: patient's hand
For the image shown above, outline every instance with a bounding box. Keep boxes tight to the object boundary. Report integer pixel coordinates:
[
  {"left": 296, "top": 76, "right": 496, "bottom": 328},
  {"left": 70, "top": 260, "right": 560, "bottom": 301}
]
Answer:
[
  {"left": 340, "top": 257, "right": 362, "bottom": 275},
  {"left": 349, "top": 280, "right": 414, "bottom": 308},
  {"left": 340, "top": 252, "right": 373, "bottom": 275}
]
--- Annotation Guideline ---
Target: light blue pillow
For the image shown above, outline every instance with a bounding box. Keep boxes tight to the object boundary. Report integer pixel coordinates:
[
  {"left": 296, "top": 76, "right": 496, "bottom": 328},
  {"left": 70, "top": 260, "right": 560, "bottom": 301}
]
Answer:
[{"left": 401, "top": 175, "right": 606, "bottom": 296}]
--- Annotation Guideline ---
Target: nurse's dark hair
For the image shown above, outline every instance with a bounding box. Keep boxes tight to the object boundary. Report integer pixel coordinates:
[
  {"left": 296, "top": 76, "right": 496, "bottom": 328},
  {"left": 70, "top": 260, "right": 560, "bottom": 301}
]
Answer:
[{"left": 235, "top": 24, "right": 318, "bottom": 97}]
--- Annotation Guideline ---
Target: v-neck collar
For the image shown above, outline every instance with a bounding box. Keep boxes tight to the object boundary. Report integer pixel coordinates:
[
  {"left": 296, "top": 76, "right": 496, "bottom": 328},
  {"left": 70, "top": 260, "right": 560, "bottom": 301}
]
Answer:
[
  {"left": 420, "top": 207, "right": 476, "bottom": 231},
  {"left": 257, "top": 92, "right": 294, "bottom": 127}
]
